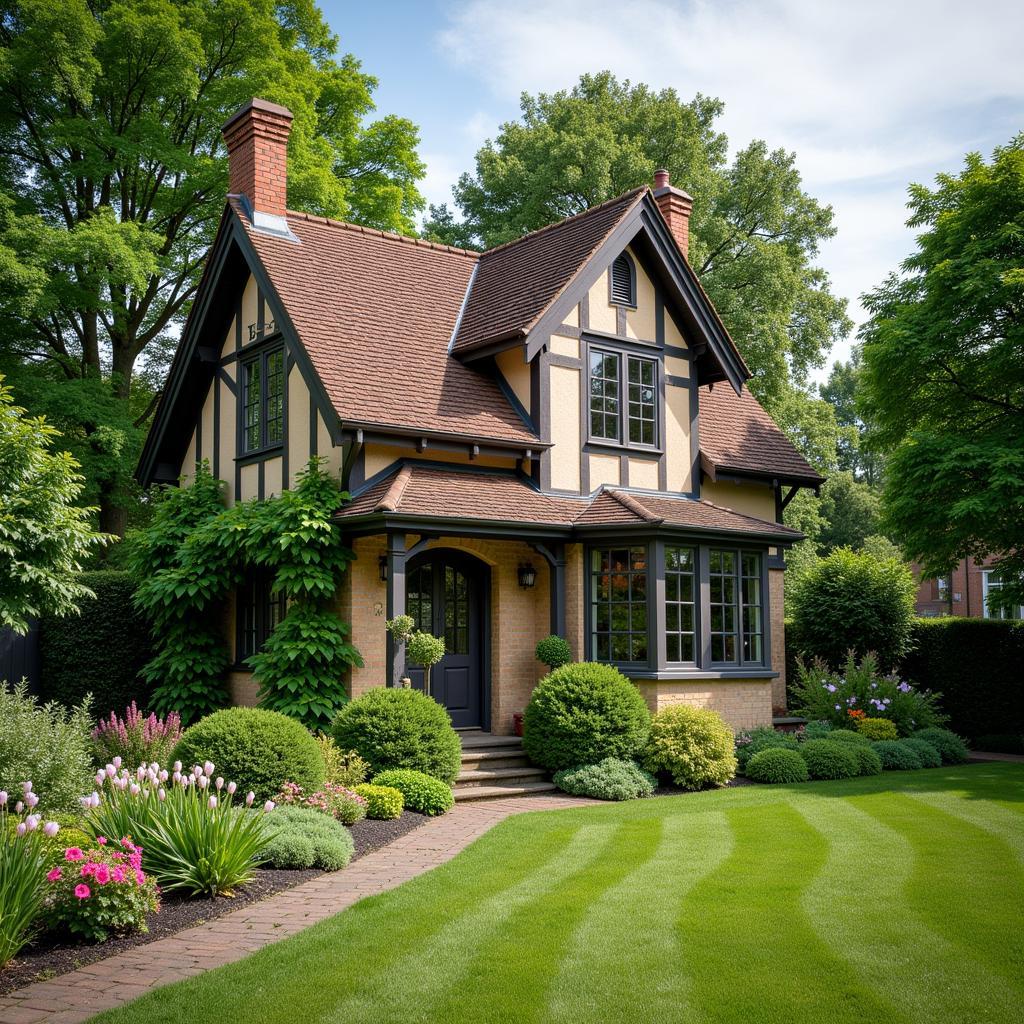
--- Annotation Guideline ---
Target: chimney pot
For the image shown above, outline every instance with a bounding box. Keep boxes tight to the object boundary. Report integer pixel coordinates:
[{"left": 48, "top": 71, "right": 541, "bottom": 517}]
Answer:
[
  {"left": 222, "top": 98, "right": 293, "bottom": 226},
  {"left": 654, "top": 168, "right": 670, "bottom": 190}
]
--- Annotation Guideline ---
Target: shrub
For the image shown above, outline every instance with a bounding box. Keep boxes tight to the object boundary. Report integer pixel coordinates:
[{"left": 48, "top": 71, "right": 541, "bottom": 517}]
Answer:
[
  {"left": 823, "top": 729, "right": 871, "bottom": 747},
  {"left": 801, "top": 720, "right": 833, "bottom": 741},
  {"left": 522, "top": 663, "right": 650, "bottom": 772},
  {"left": 735, "top": 727, "right": 799, "bottom": 772},
  {"left": 354, "top": 784, "right": 404, "bottom": 820},
  {"left": 38, "top": 570, "right": 154, "bottom": 712},
  {"left": 901, "top": 618, "right": 1024, "bottom": 743},
  {"left": 275, "top": 781, "right": 367, "bottom": 826},
  {"left": 553, "top": 758, "right": 656, "bottom": 800},
  {"left": 91, "top": 703, "right": 183, "bottom": 770},
  {"left": 535, "top": 635, "right": 573, "bottom": 670},
  {"left": 746, "top": 748, "right": 810, "bottom": 784},
  {"left": 316, "top": 736, "right": 369, "bottom": 789},
  {"left": 799, "top": 739, "right": 860, "bottom": 780},
  {"left": 86, "top": 761, "right": 274, "bottom": 896},
  {"left": 259, "top": 805, "right": 354, "bottom": 871},
  {"left": 175, "top": 707, "right": 325, "bottom": 802},
  {"left": 332, "top": 688, "right": 461, "bottom": 784},
  {"left": 0, "top": 680, "right": 94, "bottom": 814},
  {"left": 901, "top": 738, "right": 942, "bottom": 769},
  {"left": 848, "top": 745, "right": 884, "bottom": 776},
  {"left": 43, "top": 837, "right": 160, "bottom": 942},
  {"left": 872, "top": 740, "right": 923, "bottom": 771},
  {"left": 641, "top": 706, "right": 736, "bottom": 791},
  {"left": 790, "top": 548, "right": 916, "bottom": 669},
  {"left": 912, "top": 727, "right": 970, "bottom": 765},
  {"left": 856, "top": 717, "right": 899, "bottom": 741},
  {"left": 372, "top": 769, "right": 454, "bottom": 816},
  {"left": 792, "top": 652, "right": 944, "bottom": 735},
  {"left": 0, "top": 784, "right": 61, "bottom": 966}
]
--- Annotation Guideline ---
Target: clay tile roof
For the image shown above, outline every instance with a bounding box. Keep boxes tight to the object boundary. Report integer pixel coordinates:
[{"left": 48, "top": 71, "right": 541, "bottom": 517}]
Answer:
[
  {"left": 232, "top": 202, "right": 538, "bottom": 447},
  {"left": 451, "top": 188, "right": 647, "bottom": 355},
  {"left": 699, "top": 385, "right": 823, "bottom": 484}
]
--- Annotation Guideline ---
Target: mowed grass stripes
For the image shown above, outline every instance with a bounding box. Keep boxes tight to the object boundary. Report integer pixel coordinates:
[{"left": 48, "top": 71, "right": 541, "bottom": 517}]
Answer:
[{"left": 92, "top": 764, "right": 1024, "bottom": 1024}]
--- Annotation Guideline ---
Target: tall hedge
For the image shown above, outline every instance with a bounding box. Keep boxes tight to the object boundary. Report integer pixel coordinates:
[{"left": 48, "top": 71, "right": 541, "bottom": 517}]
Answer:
[
  {"left": 38, "top": 571, "right": 153, "bottom": 715},
  {"left": 900, "top": 618, "right": 1024, "bottom": 745}
]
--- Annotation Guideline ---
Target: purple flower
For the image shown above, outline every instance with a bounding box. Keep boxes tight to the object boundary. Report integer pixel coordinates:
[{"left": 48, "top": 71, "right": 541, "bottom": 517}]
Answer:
[
  {"left": 826, "top": 684, "right": 837, "bottom": 693},
  {"left": 899, "top": 682, "right": 911, "bottom": 693},
  {"left": 834, "top": 704, "right": 842, "bottom": 711}
]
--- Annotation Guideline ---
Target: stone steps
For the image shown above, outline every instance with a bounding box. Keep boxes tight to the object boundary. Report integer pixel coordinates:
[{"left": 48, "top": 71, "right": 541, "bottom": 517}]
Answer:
[
  {"left": 453, "top": 731, "right": 554, "bottom": 802},
  {"left": 453, "top": 780, "right": 558, "bottom": 802}
]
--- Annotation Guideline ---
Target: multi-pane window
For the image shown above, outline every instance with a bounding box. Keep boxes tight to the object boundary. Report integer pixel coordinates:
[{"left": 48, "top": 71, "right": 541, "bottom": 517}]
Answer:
[
  {"left": 589, "top": 349, "right": 657, "bottom": 447},
  {"left": 238, "top": 571, "right": 286, "bottom": 661},
  {"left": 665, "top": 545, "right": 696, "bottom": 662},
  {"left": 590, "top": 546, "right": 648, "bottom": 663},
  {"left": 241, "top": 347, "right": 284, "bottom": 454},
  {"left": 444, "top": 565, "right": 470, "bottom": 655},
  {"left": 982, "top": 570, "right": 1024, "bottom": 620},
  {"left": 741, "top": 553, "right": 763, "bottom": 662},
  {"left": 407, "top": 564, "right": 432, "bottom": 634},
  {"left": 708, "top": 550, "right": 739, "bottom": 663}
]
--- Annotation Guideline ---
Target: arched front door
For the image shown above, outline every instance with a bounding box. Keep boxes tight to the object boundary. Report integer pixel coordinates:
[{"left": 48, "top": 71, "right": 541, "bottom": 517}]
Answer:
[{"left": 405, "top": 550, "right": 488, "bottom": 729}]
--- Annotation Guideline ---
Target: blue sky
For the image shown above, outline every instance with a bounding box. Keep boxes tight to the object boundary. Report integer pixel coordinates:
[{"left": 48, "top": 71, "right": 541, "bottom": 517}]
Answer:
[{"left": 322, "top": 0, "right": 1022, "bottom": 382}]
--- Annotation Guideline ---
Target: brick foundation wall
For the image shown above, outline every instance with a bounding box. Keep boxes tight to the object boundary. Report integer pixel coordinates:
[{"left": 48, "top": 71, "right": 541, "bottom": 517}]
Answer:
[
  {"left": 565, "top": 542, "right": 585, "bottom": 661},
  {"left": 769, "top": 567, "right": 786, "bottom": 715},
  {"left": 346, "top": 536, "right": 388, "bottom": 698},
  {"left": 633, "top": 678, "right": 773, "bottom": 733}
]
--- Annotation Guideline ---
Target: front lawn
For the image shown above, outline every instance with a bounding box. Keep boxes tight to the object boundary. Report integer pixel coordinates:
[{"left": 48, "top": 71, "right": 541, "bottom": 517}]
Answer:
[{"left": 93, "top": 765, "right": 1024, "bottom": 1024}]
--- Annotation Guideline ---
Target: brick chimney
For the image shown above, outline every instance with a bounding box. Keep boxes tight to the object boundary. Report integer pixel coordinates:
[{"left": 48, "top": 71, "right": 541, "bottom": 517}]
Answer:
[
  {"left": 653, "top": 168, "right": 694, "bottom": 259},
  {"left": 222, "top": 98, "right": 293, "bottom": 235}
]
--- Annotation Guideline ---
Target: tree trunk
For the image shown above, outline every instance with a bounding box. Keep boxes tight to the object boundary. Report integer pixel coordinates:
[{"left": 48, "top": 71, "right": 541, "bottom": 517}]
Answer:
[{"left": 99, "top": 501, "right": 128, "bottom": 540}]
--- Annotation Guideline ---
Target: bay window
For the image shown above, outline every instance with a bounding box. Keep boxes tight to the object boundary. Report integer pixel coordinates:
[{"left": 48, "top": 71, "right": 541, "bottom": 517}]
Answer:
[{"left": 589, "top": 546, "right": 649, "bottom": 663}]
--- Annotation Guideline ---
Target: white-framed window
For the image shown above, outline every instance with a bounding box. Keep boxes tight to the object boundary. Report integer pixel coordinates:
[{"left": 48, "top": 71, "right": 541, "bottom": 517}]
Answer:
[{"left": 982, "top": 570, "right": 1024, "bottom": 620}]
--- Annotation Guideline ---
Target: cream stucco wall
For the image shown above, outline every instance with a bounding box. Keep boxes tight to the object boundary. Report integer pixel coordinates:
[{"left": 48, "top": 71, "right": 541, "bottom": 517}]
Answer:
[
  {"left": 701, "top": 479, "right": 776, "bottom": 522},
  {"left": 629, "top": 457, "right": 659, "bottom": 490},
  {"left": 495, "top": 346, "right": 531, "bottom": 413},
  {"left": 361, "top": 443, "right": 514, "bottom": 482},
  {"left": 549, "top": 364, "right": 581, "bottom": 491},
  {"left": 665, "top": 383, "right": 692, "bottom": 493},
  {"left": 624, "top": 247, "right": 657, "bottom": 342},
  {"left": 589, "top": 452, "right": 621, "bottom": 488},
  {"left": 550, "top": 333, "right": 579, "bottom": 358}
]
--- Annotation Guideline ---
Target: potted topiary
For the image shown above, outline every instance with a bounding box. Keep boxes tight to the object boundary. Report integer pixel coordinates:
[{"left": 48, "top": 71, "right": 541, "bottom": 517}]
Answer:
[
  {"left": 405, "top": 631, "right": 445, "bottom": 697},
  {"left": 535, "top": 634, "right": 572, "bottom": 671}
]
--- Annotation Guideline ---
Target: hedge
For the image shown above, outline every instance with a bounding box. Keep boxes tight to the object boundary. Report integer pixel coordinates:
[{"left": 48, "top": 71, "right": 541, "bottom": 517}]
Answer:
[{"left": 38, "top": 571, "right": 153, "bottom": 715}]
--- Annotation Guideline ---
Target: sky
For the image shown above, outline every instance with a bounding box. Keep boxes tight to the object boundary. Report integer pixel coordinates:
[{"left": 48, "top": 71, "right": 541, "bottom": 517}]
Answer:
[{"left": 321, "top": 0, "right": 1023, "bottom": 383}]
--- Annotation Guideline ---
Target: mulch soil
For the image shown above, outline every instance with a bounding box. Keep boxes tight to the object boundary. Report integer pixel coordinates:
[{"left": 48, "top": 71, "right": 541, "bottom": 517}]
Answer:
[{"left": 0, "top": 809, "right": 429, "bottom": 995}]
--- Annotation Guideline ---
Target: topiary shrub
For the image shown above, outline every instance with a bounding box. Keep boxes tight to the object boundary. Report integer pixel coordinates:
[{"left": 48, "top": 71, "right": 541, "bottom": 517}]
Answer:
[
  {"left": 801, "top": 721, "right": 833, "bottom": 741},
  {"left": 746, "top": 747, "right": 810, "bottom": 784},
  {"left": 353, "top": 783, "right": 404, "bottom": 820},
  {"left": 790, "top": 548, "right": 916, "bottom": 669},
  {"left": 522, "top": 663, "right": 650, "bottom": 773},
  {"left": 848, "top": 744, "right": 884, "bottom": 776},
  {"left": 871, "top": 740, "right": 923, "bottom": 771},
  {"left": 901, "top": 737, "right": 942, "bottom": 769},
  {"left": 912, "top": 727, "right": 970, "bottom": 765},
  {"left": 823, "top": 729, "right": 871, "bottom": 747},
  {"left": 259, "top": 805, "right": 354, "bottom": 871},
  {"left": 331, "top": 688, "right": 461, "bottom": 784},
  {"left": 372, "top": 769, "right": 454, "bottom": 816},
  {"left": 735, "top": 727, "right": 799, "bottom": 772},
  {"left": 553, "top": 758, "right": 655, "bottom": 800},
  {"left": 856, "top": 717, "right": 899, "bottom": 741},
  {"left": 174, "top": 707, "right": 324, "bottom": 802},
  {"left": 799, "top": 739, "right": 859, "bottom": 780},
  {"left": 641, "top": 706, "right": 736, "bottom": 791},
  {"left": 535, "top": 635, "right": 573, "bottom": 670}
]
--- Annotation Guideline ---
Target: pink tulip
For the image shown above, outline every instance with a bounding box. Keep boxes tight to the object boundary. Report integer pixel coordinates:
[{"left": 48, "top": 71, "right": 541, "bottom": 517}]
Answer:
[
  {"left": 106, "top": 764, "right": 116, "bottom": 777},
  {"left": 208, "top": 795, "right": 218, "bottom": 809},
  {"left": 25, "top": 815, "right": 39, "bottom": 831},
  {"left": 95, "top": 772, "right": 106, "bottom": 786},
  {"left": 112, "top": 756, "right": 122, "bottom": 769},
  {"left": 15, "top": 823, "right": 26, "bottom": 837},
  {"left": 129, "top": 783, "right": 141, "bottom": 796},
  {"left": 44, "top": 821, "right": 60, "bottom": 837},
  {"left": 0, "top": 791, "right": 7, "bottom": 805},
  {"left": 159, "top": 789, "right": 167, "bottom": 801},
  {"left": 227, "top": 781, "right": 237, "bottom": 795},
  {"left": 204, "top": 761, "right": 215, "bottom": 776},
  {"left": 74, "top": 884, "right": 90, "bottom": 899},
  {"left": 215, "top": 777, "right": 224, "bottom": 790},
  {"left": 22, "top": 781, "right": 32, "bottom": 793},
  {"left": 172, "top": 761, "right": 182, "bottom": 773},
  {"left": 198, "top": 776, "right": 209, "bottom": 789},
  {"left": 15, "top": 801, "right": 23, "bottom": 813},
  {"left": 91, "top": 792, "right": 101, "bottom": 808},
  {"left": 245, "top": 792, "right": 255, "bottom": 806},
  {"left": 263, "top": 800, "right": 275, "bottom": 813}
]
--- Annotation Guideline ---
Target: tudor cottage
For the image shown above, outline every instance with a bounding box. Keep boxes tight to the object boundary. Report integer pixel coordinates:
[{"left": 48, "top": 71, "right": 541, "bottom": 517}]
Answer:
[{"left": 138, "top": 98, "right": 822, "bottom": 737}]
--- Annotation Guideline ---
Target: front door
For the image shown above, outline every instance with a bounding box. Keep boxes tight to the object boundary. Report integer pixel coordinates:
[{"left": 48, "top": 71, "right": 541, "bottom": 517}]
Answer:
[{"left": 405, "top": 552, "right": 486, "bottom": 729}]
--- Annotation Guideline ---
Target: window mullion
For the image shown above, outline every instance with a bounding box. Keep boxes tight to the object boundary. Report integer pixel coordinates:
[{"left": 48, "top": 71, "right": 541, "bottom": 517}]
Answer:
[
  {"left": 652, "top": 539, "right": 666, "bottom": 671},
  {"left": 698, "top": 546, "right": 711, "bottom": 668}
]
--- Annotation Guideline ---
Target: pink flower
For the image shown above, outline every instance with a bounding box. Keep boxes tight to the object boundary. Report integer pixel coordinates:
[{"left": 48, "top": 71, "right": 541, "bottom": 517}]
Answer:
[
  {"left": 208, "top": 795, "right": 218, "bottom": 809},
  {"left": 112, "top": 866, "right": 126, "bottom": 882},
  {"left": 96, "top": 836, "right": 107, "bottom": 845},
  {"left": 112, "top": 851, "right": 124, "bottom": 862},
  {"left": 74, "top": 884, "right": 91, "bottom": 899},
  {"left": 15, "top": 823, "right": 26, "bottom": 837},
  {"left": 135, "top": 870, "right": 146, "bottom": 885},
  {"left": 81, "top": 864, "right": 95, "bottom": 877},
  {"left": 95, "top": 864, "right": 111, "bottom": 885},
  {"left": 43, "top": 821, "right": 60, "bottom": 837},
  {"left": 263, "top": 800, "right": 275, "bottom": 813},
  {"left": 47, "top": 867, "right": 62, "bottom": 882},
  {"left": 65, "top": 847, "right": 84, "bottom": 861}
]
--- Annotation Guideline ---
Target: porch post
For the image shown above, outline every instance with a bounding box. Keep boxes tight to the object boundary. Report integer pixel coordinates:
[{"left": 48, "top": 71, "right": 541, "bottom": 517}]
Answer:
[
  {"left": 386, "top": 531, "right": 406, "bottom": 687},
  {"left": 549, "top": 543, "right": 567, "bottom": 638}
]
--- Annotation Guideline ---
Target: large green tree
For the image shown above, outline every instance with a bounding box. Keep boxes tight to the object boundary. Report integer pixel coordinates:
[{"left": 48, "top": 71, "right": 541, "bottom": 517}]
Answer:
[
  {"left": 814, "top": 471, "right": 881, "bottom": 553},
  {"left": 424, "top": 72, "right": 851, "bottom": 411},
  {"left": 820, "top": 349, "right": 883, "bottom": 485},
  {"left": 0, "top": 0, "right": 425, "bottom": 533},
  {"left": 859, "top": 135, "right": 1024, "bottom": 608}
]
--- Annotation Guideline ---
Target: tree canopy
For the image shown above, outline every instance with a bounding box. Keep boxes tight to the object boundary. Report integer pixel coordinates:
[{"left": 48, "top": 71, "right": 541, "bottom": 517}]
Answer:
[{"left": 859, "top": 134, "right": 1024, "bottom": 608}]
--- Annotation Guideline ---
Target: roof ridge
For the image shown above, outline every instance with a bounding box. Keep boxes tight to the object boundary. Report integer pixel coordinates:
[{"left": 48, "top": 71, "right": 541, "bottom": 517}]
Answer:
[
  {"left": 607, "top": 488, "right": 664, "bottom": 524},
  {"left": 377, "top": 464, "right": 413, "bottom": 512},
  {"left": 479, "top": 187, "right": 648, "bottom": 259}
]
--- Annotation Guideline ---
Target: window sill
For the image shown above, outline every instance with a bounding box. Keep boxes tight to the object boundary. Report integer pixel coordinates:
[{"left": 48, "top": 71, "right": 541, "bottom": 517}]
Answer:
[
  {"left": 584, "top": 439, "right": 663, "bottom": 457},
  {"left": 624, "top": 668, "right": 779, "bottom": 681},
  {"left": 235, "top": 445, "right": 284, "bottom": 465}
]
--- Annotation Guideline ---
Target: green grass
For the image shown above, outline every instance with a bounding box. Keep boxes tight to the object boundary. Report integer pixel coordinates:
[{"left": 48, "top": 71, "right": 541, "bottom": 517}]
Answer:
[{"left": 91, "top": 765, "right": 1024, "bottom": 1024}]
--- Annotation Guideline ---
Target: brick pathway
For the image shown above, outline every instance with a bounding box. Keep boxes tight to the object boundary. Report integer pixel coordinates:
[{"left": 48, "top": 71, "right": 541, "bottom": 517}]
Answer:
[{"left": 0, "top": 794, "right": 595, "bottom": 1024}]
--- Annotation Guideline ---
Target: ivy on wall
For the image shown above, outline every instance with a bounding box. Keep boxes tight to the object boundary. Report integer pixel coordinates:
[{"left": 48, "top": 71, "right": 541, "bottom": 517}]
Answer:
[{"left": 129, "top": 459, "right": 362, "bottom": 728}]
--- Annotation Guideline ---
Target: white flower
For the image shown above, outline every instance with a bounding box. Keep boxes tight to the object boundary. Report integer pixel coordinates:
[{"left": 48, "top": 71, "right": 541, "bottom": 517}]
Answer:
[
  {"left": 263, "top": 800, "right": 275, "bottom": 813},
  {"left": 43, "top": 821, "right": 60, "bottom": 837},
  {"left": 198, "top": 776, "right": 209, "bottom": 789},
  {"left": 0, "top": 791, "right": 7, "bottom": 805},
  {"left": 208, "top": 795, "right": 218, "bottom": 809},
  {"left": 112, "top": 756, "right": 122, "bottom": 769},
  {"left": 159, "top": 788, "right": 167, "bottom": 801},
  {"left": 227, "top": 781, "right": 237, "bottom": 795},
  {"left": 215, "top": 777, "right": 224, "bottom": 790},
  {"left": 245, "top": 792, "right": 255, "bottom": 807},
  {"left": 173, "top": 761, "right": 182, "bottom": 773},
  {"left": 203, "top": 761, "right": 215, "bottom": 777}
]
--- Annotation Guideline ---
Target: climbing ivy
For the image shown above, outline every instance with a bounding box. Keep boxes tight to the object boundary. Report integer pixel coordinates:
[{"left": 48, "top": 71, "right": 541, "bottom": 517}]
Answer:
[{"left": 130, "top": 459, "right": 361, "bottom": 727}]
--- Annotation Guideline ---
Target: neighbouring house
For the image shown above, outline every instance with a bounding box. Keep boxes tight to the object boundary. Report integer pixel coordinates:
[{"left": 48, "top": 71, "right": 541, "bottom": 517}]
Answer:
[
  {"left": 914, "top": 556, "right": 1023, "bottom": 620},
  {"left": 138, "top": 98, "right": 823, "bottom": 734}
]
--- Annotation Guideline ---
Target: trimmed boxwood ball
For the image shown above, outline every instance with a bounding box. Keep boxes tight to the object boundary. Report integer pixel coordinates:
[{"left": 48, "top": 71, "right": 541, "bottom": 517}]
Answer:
[
  {"left": 735, "top": 727, "right": 799, "bottom": 772},
  {"left": 799, "top": 739, "right": 860, "bottom": 780},
  {"left": 746, "top": 747, "right": 810, "bottom": 784},
  {"left": 332, "top": 688, "right": 461, "bottom": 784},
  {"left": 259, "top": 805, "right": 354, "bottom": 871},
  {"left": 642, "top": 706, "right": 736, "bottom": 790},
  {"left": 912, "top": 727, "right": 970, "bottom": 765},
  {"left": 872, "top": 740, "right": 923, "bottom": 771},
  {"left": 353, "top": 783, "right": 404, "bottom": 820},
  {"left": 372, "top": 769, "right": 454, "bottom": 816},
  {"left": 553, "top": 758, "right": 656, "bottom": 800},
  {"left": 174, "top": 707, "right": 324, "bottom": 802},
  {"left": 848, "top": 744, "right": 884, "bottom": 776},
  {"left": 901, "top": 737, "right": 942, "bottom": 769},
  {"left": 824, "top": 729, "right": 872, "bottom": 747},
  {"left": 522, "top": 663, "right": 650, "bottom": 773}
]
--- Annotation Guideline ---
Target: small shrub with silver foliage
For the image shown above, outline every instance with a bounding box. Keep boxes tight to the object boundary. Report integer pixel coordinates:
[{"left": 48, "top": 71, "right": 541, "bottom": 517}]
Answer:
[
  {"left": 259, "top": 805, "right": 354, "bottom": 871},
  {"left": 553, "top": 758, "right": 655, "bottom": 800}
]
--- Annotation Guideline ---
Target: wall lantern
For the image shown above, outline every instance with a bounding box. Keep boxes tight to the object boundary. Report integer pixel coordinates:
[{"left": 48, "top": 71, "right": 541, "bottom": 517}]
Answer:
[
  {"left": 517, "top": 563, "right": 537, "bottom": 589},
  {"left": 378, "top": 555, "right": 388, "bottom": 582}
]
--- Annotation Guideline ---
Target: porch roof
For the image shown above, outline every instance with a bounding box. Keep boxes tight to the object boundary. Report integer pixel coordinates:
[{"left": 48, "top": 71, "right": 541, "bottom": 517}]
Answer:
[{"left": 334, "top": 462, "right": 804, "bottom": 544}]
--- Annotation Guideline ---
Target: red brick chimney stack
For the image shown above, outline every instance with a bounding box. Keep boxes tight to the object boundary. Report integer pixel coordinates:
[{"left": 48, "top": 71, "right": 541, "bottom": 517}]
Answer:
[
  {"left": 222, "top": 98, "right": 293, "bottom": 222},
  {"left": 652, "top": 168, "right": 694, "bottom": 259}
]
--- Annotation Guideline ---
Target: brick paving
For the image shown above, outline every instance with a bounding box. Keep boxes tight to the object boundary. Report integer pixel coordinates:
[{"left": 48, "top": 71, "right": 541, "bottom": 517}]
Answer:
[{"left": 0, "top": 793, "right": 595, "bottom": 1024}]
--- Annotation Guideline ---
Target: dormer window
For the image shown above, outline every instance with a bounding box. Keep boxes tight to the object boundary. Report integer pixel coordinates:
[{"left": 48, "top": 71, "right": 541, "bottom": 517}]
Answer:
[
  {"left": 610, "top": 253, "right": 636, "bottom": 307},
  {"left": 241, "top": 346, "right": 284, "bottom": 454}
]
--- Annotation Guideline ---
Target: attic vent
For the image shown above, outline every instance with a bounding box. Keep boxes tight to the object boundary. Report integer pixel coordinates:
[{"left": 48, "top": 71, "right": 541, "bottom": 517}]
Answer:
[{"left": 610, "top": 253, "right": 636, "bottom": 306}]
